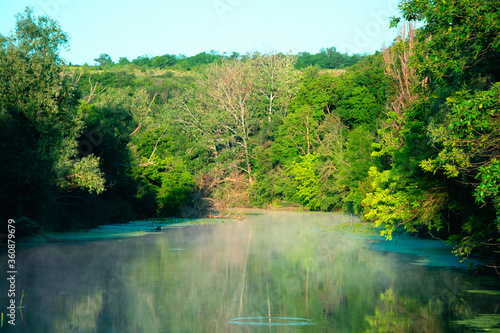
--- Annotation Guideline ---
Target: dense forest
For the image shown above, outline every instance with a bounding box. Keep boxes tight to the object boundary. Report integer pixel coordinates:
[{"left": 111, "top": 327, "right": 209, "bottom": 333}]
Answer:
[{"left": 1, "top": 1, "right": 499, "bottom": 270}]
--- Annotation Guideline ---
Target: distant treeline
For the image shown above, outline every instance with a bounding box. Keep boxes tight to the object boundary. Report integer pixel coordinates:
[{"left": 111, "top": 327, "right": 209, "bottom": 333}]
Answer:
[{"left": 76, "top": 47, "right": 365, "bottom": 71}]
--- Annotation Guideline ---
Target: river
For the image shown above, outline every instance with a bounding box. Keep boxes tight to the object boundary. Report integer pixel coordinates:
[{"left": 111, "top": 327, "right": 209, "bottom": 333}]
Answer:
[{"left": 1, "top": 210, "right": 499, "bottom": 332}]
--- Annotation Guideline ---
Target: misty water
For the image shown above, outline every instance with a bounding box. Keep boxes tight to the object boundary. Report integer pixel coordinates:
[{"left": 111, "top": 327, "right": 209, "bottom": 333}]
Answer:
[{"left": 2, "top": 210, "right": 500, "bottom": 332}]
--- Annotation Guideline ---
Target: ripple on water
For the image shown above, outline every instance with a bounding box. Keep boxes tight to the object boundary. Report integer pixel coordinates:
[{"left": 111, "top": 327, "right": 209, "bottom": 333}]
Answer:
[{"left": 228, "top": 317, "right": 315, "bottom": 326}]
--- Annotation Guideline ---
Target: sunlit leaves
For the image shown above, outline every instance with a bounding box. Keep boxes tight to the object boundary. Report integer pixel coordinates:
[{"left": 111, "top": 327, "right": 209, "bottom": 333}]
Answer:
[
  {"left": 475, "top": 159, "right": 500, "bottom": 224},
  {"left": 363, "top": 167, "right": 421, "bottom": 239},
  {"left": 398, "top": 0, "right": 500, "bottom": 90},
  {"left": 422, "top": 83, "right": 500, "bottom": 188},
  {"left": 286, "top": 154, "right": 322, "bottom": 210},
  {"left": 363, "top": 166, "right": 445, "bottom": 240},
  {"left": 63, "top": 155, "right": 105, "bottom": 194},
  {"left": 377, "top": 0, "right": 500, "bottom": 265}
]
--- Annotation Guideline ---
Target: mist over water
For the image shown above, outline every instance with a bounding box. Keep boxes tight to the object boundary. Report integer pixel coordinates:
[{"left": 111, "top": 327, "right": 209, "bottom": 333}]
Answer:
[{"left": 1, "top": 210, "right": 499, "bottom": 332}]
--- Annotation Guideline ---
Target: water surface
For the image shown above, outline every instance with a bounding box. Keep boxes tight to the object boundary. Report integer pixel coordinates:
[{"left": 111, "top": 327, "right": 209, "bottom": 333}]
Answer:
[{"left": 2, "top": 210, "right": 500, "bottom": 332}]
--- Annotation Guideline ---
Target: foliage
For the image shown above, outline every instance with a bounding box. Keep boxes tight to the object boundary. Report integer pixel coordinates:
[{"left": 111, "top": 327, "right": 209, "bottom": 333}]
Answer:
[
  {"left": 285, "top": 154, "right": 322, "bottom": 210},
  {"left": 133, "top": 156, "right": 194, "bottom": 216},
  {"left": 362, "top": 167, "right": 447, "bottom": 240},
  {"left": 295, "top": 47, "right": 365, "bottom": 69},
  {"left": 392, "top": 0, "right": 500, "bottom": 91},
  {"left": 339, "top": 127, "right": 375, "bottom": 214},
  {"left": 74, "top": 70, "right": 137, "bottom": 94},
  {"left": 74, "top": 48, "right": 365, "bottom": 72},
  {"left": 364, "top": 0, "right": 500, "bottom": 266},
  {"left": 334, "top": 53, "right": 388, "bottom": 129},
  {"left": 94, "top": 53, "right": 113, "bottom": 67},
  {"left": 0, "top": 8, "right": 105, "bottom": 224},
  {"left": 421, "top": 83, "right": 500, "bottom": 222}
]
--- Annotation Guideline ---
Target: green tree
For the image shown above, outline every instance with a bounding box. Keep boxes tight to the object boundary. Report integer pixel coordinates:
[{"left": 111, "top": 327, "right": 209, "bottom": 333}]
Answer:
[
  {"left": 366, "top": 0, "right": 500, "bottom": 265},
  {"left": 403, "top": 0, "right": 500, "bottom": 263},
  {"left": 338, "top": 126, "right": 375, "bottom": 214},
  {"left": 391, "top": 0, "right": 500, "bottom": 91},
  {"left": 272, "top": 72, "right": 337, "bottom": 162},
  {"left": 151, "top": 54, "right": 177, "bottom": 68},
  {"left": 94, "top": 53, "right": 114, "bottom": 67},
  {"left": 118, "top": 57, "right": 131, "bottom": 66},
  {"left": 334, "top": 53, "right": 387, "bottom": 129},
  {"left": 133, "top": 156, "right": 194, "bottom": 216},
  {"left": 363, "top": 21, "right": 451, "bottom": 242},
  {"left": 0, "top": 8, "right": 104, "bottom": 221},
  {"left": 277, "top": 104, "right": 321, "bottom": 156},
  {"left": 286, "top": 154, "right": 322, "bottom": 210}
]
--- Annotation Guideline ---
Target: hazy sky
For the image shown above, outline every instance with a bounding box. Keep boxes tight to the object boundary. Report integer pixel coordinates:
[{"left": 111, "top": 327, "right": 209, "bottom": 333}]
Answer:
[{"left": 0, "top": 0, "right": 401, "bottom": 65}]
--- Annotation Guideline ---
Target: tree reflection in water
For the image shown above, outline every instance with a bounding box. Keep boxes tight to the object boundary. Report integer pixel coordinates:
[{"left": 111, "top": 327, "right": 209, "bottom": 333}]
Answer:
[{"left": 2, "top": 210, "right": 499, "bottom": 332}]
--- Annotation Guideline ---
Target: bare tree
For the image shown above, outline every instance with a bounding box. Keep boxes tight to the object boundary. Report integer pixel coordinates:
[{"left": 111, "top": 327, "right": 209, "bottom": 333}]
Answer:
[
  {"left": 171, "top": 55, "right": 299, "bottom": 185},
  {"left": 381, "top": 21, "right": 420, "bottom": 149},
  {"left": 251, "top": 51, "right": 300, "bottom": 122},
  {"left": 84, "top": 73, "right": 107, "bottom": 104},
  {"left": 169, "top": 87, "right": 226, "bottom": 162},
  {"left": 198, "top": 59, "right": 256, "bottom": 182}
]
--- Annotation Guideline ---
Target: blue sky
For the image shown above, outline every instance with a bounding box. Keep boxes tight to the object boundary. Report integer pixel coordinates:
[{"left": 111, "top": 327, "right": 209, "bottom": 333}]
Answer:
[{"left": 0, "top": 0, "right": 401, "bottom": 65}]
